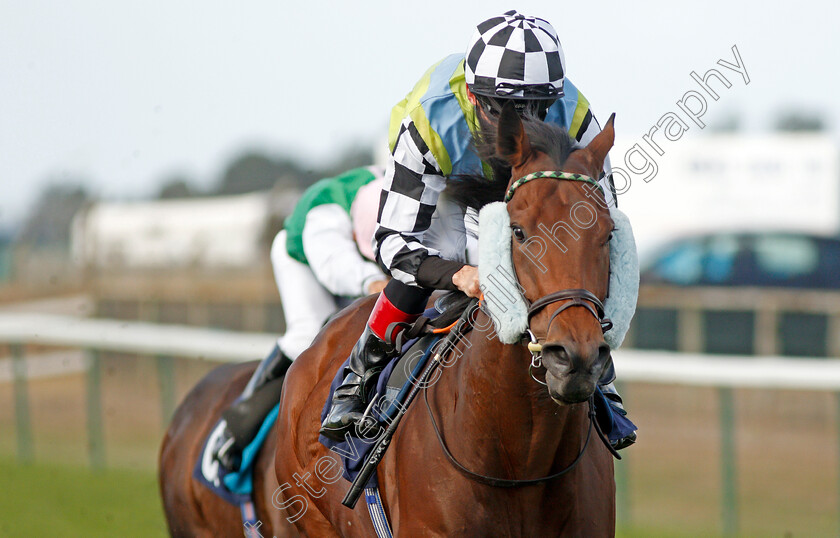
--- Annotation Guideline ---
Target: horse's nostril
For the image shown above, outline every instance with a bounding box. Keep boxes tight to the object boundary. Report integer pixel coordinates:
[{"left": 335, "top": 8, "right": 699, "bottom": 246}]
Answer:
[
  {"left": 542, "top": 344, "right": 567, "bottom": 362},
  {"left": 594, "top": 344, "right": 612, "bottom": 377},
  {"left": 598, "top": 344, "right": 611, "bottom": 363}
]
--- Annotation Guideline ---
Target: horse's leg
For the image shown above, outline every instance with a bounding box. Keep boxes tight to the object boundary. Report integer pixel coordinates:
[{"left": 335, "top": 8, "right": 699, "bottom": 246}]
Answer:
[
  {"left": 159, "top": 362, "right": 258, "bottom": 537},
  {"left": 576, "top": 446, "right": 616, "bottom": 536},
  {"left": 253, "top": 423, "right": 307, "bottom": 537},
  {"left": 273, "top": 295, "right": 381, "bottom": 537},
  {"left": 272, "top": 342, "right": 352, "bottom": 537}
]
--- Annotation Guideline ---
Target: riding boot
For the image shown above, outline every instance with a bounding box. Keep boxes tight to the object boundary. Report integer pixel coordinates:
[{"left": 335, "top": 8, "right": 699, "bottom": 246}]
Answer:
[
  {"left": 598, "top": 357, "right": 637, "bottom": 450},
  {"left": 320, "top": 292, "right": 420, "bottom": 441},
  {"left": 214, "top": 344, "right": 293, "bottom": 471}
]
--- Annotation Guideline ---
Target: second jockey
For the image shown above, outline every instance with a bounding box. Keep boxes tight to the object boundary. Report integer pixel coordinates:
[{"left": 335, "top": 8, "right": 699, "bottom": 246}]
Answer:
[{"left": 214, "top": 166, "right": 389, "bottom": 471}]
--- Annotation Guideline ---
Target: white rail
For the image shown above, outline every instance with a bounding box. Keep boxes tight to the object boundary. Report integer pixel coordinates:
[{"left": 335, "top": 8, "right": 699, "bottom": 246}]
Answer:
[
  {"left": 2, "top": 312, "right": 839, "bottom": 390},
  {"left": 0, "top": 312, "right": 276, "bottom": 362},
  {"left": 614, "top": 349, "right": 840, "bottom": 391}
]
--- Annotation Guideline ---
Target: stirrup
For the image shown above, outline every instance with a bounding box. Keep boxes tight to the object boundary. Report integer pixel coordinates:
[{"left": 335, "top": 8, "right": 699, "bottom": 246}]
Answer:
[
  {"left": 610, "top": 431, "right": 637, "bottom": 451},
  {"left": 357, "top": 395, "right": 382, "bottom": 433},
  {"left": 321, "top": 396, "right": 380, "bottom": 441},
  {"left": 214, "top": 432, "right": 241, "bottom": 472}
]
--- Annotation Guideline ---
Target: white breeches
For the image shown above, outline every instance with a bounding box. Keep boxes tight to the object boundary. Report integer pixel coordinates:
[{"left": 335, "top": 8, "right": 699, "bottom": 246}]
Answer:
[{"left": 270, "top": 230, "right": 340, "bottom": 359}]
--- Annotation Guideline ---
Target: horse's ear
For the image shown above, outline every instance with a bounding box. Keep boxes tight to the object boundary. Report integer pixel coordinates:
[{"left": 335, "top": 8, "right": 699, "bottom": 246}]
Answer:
[
  {"left": 497, "top": 102, "right": 531, "bottom": 167},
  {"left": 586, "top": 113, "right": 616, "bottom": 172}
]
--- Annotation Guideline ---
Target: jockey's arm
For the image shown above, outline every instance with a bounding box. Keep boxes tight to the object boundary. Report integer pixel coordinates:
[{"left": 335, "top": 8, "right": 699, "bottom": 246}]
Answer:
[
  {"left": 375, "top": 117, "right": 467, "bottom": 291},
  {"left": 302, "top": 204, "right": 386, "bottom": 297}
]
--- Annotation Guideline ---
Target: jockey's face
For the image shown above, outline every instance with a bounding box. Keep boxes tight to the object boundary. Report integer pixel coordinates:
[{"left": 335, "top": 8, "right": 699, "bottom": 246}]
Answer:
[{"left": 474, "top": 94, "right": 555, "bottom": 121}]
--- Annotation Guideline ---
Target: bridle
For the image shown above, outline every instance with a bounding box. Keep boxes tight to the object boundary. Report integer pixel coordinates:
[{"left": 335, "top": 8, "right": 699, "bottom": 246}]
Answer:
[
  {"left": 524, "top": 287, "right": 613, "bottom": 384},
  {"left": 506, "top": 171, "right": 613, "bottom": 371},
  {"left": 424, "top": 170, "right": 619, "bottom": 489}
]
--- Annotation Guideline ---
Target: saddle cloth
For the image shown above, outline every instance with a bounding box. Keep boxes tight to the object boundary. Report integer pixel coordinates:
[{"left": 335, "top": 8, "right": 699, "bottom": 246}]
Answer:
[
  {"left": 191, "top": 298, "right": 457, "bottom": 504},
  {"left": 193, "top": 403, "right": 280, "bottom": 505}
]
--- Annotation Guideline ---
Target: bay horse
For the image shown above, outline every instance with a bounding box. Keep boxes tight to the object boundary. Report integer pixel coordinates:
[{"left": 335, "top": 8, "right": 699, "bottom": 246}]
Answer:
[{"left": 160, "top": 104, "right": 617, "bottom": 537}]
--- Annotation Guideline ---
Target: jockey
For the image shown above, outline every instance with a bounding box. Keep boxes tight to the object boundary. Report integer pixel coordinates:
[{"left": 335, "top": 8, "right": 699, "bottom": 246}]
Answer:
[
  {"left": 215, "top": 166, "right": 389, "bottom": 471},
  {"left": 321, "top": 10, "right": 636, "bottom": 450}
]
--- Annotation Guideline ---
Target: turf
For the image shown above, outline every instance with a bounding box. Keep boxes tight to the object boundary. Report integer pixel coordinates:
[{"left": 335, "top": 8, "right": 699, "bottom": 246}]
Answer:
[
  {"left": 0, "top": 456, "right": 695, "bottom": 538},
  {"left": 2, "top": 369, "right": 837, "bottom": 536},
  {"left": 0, "top": 458, "right": 168, "bottom": 538}
]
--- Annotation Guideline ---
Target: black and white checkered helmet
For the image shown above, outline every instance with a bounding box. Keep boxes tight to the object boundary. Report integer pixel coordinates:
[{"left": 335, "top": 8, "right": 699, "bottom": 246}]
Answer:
[{"left": 465, "top": 10, "right": 565, "bottom": 100}]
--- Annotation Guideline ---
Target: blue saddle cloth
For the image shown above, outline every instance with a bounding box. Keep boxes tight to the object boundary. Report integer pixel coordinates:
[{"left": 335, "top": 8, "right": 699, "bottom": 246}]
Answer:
[{"left": 193, "top": 403, "right": 280, "bottom": 506}]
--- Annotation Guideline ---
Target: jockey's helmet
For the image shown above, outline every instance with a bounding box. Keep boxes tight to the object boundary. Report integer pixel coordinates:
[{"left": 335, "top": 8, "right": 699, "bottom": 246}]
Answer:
[{"left": 465, "top": 10, "right": 565, "bottom": 119}]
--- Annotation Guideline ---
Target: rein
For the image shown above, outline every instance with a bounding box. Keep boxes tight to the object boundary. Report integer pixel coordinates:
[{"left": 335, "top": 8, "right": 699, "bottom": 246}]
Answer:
[
  {"left": 424, "top": 383, "right": 596, "bottom": 488},
  {"left": 423, "top": 302, "right": 618, "bottom": 487}
]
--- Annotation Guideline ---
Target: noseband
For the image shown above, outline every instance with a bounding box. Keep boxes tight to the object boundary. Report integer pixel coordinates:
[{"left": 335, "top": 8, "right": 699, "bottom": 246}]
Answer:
[{"left": 528, "top": 288, "right": 613, "bottom": 335}]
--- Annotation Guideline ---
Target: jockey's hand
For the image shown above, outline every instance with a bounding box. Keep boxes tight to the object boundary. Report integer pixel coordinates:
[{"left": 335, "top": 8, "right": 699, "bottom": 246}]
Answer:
[
  {"left": 452, "top": 265, "right": 481, "bottom": 298},
  {"left": 366, "top": 279, "right": 389, "bottom": 295}
]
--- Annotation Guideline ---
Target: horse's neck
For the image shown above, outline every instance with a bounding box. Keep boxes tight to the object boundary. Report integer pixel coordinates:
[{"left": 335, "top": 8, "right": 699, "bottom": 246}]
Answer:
[{"left": 438, "top": 314, "right": 588, "bottom": 477}]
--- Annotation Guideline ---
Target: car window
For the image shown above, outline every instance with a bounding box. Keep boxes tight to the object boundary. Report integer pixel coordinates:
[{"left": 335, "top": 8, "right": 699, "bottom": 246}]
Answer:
[
  {"left": 753, "top": 235, "right": 818, "bottom": 280},
  {"left": 651, "top": 240, "right": 704, "bottom": 285},
  {"left": 815, "top": 240, "right": 840, "bottom": 287},
  {"left": 703, "top": 235, "right": 739, "bottom": 283}
]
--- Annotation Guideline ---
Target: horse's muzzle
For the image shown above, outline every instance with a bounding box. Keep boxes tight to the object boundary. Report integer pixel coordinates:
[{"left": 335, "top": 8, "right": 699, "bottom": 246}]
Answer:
[{"left": 541, "top": 341, "right": 610, "bottom": 404}]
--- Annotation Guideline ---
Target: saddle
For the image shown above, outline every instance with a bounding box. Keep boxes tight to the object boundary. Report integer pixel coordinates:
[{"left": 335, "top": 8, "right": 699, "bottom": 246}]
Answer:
[
  {"left": 384, "top": 292, "right": 476, "bottom": 408},
  {"left": 318, "top": 292, "right": 474, "bottom": 485}
]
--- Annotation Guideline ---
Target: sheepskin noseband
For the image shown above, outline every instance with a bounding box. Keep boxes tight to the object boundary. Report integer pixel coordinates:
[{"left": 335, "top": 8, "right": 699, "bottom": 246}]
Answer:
[{"left": 478, "top": 202, "right": 639, "bottom": 348}]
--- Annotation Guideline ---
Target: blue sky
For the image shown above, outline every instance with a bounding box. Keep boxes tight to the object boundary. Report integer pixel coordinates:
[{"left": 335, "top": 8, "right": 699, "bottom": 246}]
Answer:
[{"left": 1, "top": 0, "right": 836, "bottom": 230}]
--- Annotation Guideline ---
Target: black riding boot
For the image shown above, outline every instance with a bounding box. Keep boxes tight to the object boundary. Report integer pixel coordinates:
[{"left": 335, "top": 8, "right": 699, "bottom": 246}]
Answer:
[
  {"left": 320, "top": 282, "right": 427, "bottom": 441},
  {"left": 215, "top": 344, "right": 293, "bottom": 471},
  {"left": 319, "top": 326, "right": 398, "bottom": 441}
]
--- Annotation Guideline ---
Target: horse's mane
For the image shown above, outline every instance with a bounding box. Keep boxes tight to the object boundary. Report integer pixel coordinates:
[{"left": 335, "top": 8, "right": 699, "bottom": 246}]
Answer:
[{"left": 445, "top": 111, "right": 575, "bottom": 210}]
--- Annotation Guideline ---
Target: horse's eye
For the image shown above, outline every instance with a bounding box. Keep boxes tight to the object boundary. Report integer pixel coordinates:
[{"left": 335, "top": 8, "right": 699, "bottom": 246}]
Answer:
[{"left": 512, "top": 226, "right": 527, "bottom": 242}]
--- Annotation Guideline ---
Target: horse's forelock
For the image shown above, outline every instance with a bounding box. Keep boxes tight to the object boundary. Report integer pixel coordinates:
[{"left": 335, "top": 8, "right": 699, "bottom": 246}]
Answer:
[
  {"left": 520, "top": 117, "right": 574, "bottom": 169},
  {"left": 474, "top": 110, "right": 574, "bottom": 171}
]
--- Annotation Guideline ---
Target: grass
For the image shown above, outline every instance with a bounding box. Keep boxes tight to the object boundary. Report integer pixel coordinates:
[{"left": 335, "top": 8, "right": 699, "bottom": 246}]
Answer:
[
  {"left": 617, "top": 528, "right": 711, "bottom": 538},
  {"left": 0, "top": 458, "right": 168, "bottom": 538},
  {"left": 0, "top": 456, "right": 717, "bottom": 538},
  {"left": 1, "top": 361, "right": 839, "bottom": 536}
]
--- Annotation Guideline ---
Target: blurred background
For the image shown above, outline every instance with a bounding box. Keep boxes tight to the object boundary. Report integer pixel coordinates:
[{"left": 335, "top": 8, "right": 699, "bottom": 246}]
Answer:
[{"left": 1, "top": 1, "right": 838, "bottom": 536}]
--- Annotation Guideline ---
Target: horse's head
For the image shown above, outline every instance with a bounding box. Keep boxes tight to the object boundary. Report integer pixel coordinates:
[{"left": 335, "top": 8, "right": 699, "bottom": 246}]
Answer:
[{"left": 496, "top": 103, "right": 615, "bottom": 404}]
